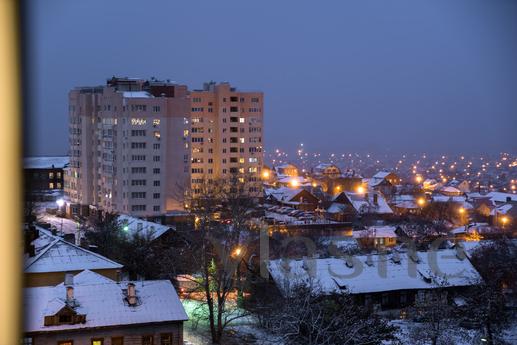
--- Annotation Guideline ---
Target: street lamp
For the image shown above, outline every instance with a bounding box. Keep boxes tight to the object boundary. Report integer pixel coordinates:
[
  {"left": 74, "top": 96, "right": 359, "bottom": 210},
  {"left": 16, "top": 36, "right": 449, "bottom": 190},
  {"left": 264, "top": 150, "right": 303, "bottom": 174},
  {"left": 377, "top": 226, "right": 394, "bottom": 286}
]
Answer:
[
  {"left": 417, "top": 197, "right": 426, "bottom": 207},
  {"left": 56, "top": 198, "right": 65, "bottom": 235},
  {"left": 501, "top": 216, "right": 509, "bottom": 229},
  {"left": 290, "top": 178, "right": 299, "bottom": 188}
]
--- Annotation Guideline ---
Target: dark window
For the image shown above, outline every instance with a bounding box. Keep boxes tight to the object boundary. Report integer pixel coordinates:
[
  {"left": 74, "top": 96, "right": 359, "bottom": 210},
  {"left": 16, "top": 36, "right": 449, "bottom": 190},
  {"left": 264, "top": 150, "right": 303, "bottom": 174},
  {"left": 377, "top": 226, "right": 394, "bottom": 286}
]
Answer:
[
  {"left": 58, "top": 314, "right": 72, "bottom": 323},
  {"left": 142, "top": 335, "right": 153, "bottom": 345},
  {"left": 111, "top": 337, "right": 124, "bottom": 345},
  {"left": 160, "top": 333, "right": 173, "bottom": 345}
]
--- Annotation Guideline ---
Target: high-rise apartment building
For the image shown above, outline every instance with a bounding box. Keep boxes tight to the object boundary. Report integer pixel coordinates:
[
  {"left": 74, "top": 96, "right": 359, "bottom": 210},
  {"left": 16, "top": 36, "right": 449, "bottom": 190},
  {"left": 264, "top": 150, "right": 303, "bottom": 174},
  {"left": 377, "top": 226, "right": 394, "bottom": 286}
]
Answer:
[
  {"left": 64, "top": 78, "right": 264, "bottom": 218},
  {"left": 65, "top": 77, "right": 190, "bottom": 218},
  {"left": 189, "top": 82, "right": 264, "bottom": 199}
]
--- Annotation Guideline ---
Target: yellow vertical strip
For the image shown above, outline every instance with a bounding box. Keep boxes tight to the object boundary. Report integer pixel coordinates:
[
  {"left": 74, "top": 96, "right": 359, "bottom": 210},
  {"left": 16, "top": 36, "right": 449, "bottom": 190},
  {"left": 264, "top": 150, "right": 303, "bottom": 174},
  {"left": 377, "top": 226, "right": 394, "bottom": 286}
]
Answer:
[{"left": 0, "top": 0, "right": 22, "bottom": 343}]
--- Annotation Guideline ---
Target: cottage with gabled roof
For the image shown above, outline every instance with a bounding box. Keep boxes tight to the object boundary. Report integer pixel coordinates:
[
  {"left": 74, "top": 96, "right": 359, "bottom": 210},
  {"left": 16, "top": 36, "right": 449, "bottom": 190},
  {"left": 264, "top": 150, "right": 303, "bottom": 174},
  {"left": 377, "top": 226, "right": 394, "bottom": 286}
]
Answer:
[
  {"left": 268, "top": 249, "right": 482, "bottom": 311},
  {"left": 23, "top": 270, "right": 188, "bottom": 345},
  {"left": 24, "top": 226, "right": 123, "bottom": 287}
]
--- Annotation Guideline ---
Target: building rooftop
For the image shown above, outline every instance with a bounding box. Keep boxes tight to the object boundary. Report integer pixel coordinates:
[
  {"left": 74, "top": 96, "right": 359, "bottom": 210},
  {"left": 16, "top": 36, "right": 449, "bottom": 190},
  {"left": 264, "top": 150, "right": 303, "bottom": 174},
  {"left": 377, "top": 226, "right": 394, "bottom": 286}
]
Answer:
[
  {"left": 25, "top": 227, "right": 122, "bottom": 273},
  {"left": 268, "top": 249, "right": 481, "bottom": 296},
  {"left": 24, "top": 270, "right": 188, "bottom": 333},
  {"left": 24, "top": 156, "right": 69, "bottom": 169}
]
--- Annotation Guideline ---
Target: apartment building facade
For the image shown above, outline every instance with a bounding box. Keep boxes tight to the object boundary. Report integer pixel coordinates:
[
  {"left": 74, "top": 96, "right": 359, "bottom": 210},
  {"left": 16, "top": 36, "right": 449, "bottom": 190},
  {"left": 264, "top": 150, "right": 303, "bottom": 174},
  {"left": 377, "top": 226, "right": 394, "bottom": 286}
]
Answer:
[
  {"left": 189, "top": 82, "right": 264, "bottom": 199},
  {"left": 64, "top": 77, "right": 190, "bottom": 218},
  {"left": 64, "top": 78, "right": 264, "bottom": 217}
]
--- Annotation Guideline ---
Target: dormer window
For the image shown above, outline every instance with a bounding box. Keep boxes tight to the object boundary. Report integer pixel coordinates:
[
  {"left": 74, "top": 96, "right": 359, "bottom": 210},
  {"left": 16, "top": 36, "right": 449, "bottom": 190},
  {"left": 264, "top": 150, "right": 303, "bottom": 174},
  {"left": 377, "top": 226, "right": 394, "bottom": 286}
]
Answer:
[{"left": 43, "top": 305, "right": 86, "bottom": 326}]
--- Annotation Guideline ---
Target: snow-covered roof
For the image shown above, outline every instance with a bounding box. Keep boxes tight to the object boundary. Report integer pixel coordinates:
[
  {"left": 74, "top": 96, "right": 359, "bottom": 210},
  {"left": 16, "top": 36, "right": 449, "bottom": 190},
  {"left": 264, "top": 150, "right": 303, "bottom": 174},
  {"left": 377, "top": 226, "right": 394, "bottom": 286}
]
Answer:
[
  {"left": 313, "top": 163, "right": 341, "bottom": 174},
  {"left": 490, "top": 203, "right": 514, "bottom": 216},
  {"left": 394, "top": 200, "right": 419, "bottom": 209},
  {"left": 24, "top": 156, "right": 69, "bottom": 169},
  {"left": 432, "top": 195, "right": 467, "bottom": 203},
  {"left": 268, "top": 249, "right": 481, "bottom": 296},
  {"left": 25, "top": 227, "right": 122, "bottom": 273},
  {"left": 440, "top": 186, "right": 462, "bottom": 194},
  {"left": 327, "top": 202, "right": 346, "bottom": 214},
  {"left": 485, "top": 192, "right": 517, "bottom": 204},
  {"left": 277, "top": 176, "right": 310, "bottom": 185},
  {"left": 118, "top": 215, "right": 174, "bottom": 241},
  {"left": 353, "top": 226, "right": 397, "bottom": 239},
  {"left": 24, "top": 271, "right": 188, "bottom": 333},
  {"left": 122, "top": 91, "right": 153, "bottom": 98},
  {"left": 339, "top": 192, "right": 393, "bottom": 214},
  {"left": 372, "top": 171, "right": 392, "bottom": 179},
  {"left": 264, "top": 187, "right": 316, "bottom": 205}
]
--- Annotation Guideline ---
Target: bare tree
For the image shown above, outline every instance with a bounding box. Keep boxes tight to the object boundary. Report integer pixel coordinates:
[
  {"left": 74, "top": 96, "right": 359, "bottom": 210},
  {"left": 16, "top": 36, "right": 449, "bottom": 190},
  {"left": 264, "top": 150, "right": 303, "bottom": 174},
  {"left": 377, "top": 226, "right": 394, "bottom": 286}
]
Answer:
[
  {"left": 265, "top": 285, "right": 397, "bottom": 345},
  {"left": 163, "top": 174, "right": 260, "bottom": 344},
  {"left": 409, "top": 288, "right": 467, "bottom": 345}
]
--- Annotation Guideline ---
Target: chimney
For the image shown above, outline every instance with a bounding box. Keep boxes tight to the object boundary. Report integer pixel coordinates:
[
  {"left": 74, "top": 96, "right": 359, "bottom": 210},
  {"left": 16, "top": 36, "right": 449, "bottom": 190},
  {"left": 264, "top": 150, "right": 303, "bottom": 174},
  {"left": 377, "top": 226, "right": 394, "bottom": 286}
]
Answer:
[
  {"left": 127, "top": 283, "right": 137, "bottom": 306},
  {"left": 373, "top": 193, "right": 378, "bottom": 205},
  {"left": 364, "top": 192, "right": 369, "bottom": 201},
  {"left": 66, "top": 286, "right": 74, "bottom": 303},
  {"left": 116, "top": 269, "right": 122, "bottom": 284},
  {"left": 506, "top": 196, "right": 512, "bottom": 203}
]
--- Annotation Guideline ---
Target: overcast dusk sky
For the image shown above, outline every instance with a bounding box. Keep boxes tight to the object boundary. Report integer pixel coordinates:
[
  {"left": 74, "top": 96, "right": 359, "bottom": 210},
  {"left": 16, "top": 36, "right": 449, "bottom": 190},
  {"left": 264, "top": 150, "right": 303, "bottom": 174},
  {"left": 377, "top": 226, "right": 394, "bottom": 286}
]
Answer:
[{"left": 24, "top": 0, "right": 517, "bottom": 156}]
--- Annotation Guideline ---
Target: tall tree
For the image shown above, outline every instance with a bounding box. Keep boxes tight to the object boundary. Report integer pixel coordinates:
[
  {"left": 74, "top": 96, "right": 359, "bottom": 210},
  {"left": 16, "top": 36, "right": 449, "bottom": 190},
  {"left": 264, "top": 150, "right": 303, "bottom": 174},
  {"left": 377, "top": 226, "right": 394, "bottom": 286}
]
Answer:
[{"left": 163, "top": 175, "right": 259, "bottom": 344}]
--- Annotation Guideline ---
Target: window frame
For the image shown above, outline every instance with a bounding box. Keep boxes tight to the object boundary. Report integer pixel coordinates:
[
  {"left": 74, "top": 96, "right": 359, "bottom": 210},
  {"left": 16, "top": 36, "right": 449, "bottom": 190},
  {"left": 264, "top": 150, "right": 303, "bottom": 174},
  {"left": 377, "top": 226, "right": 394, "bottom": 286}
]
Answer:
[{"left": 91, "top": 338, "right": 104, "bottom": 345}]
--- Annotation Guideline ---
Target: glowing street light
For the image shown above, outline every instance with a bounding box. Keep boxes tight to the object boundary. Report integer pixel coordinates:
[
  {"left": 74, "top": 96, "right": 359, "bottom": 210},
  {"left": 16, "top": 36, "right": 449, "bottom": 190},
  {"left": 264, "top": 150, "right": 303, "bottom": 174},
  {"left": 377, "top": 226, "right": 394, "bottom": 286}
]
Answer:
[
  {"left": 415, "top": 175, "right": 423, "bottom": 184},
  {"left": 356, "top": 186, "right": 365, "bottom": 194},
  {"left": 262, "top": 170, "right": 270, "bottom": 179},
  {"left": 458, "top": 207, "right": 465, "bottom": 214},
  {"left": 417, "top": 197, "right": 426, "bottom": 207},
  {"left": 232, "top": 246, "right": 243, "bottom": 257},
  {"left": 55, "top": 198, "right": 65, "bottom": 235},
  {"left": 290, "top": 178, "right": 299, "bottom": 188}
]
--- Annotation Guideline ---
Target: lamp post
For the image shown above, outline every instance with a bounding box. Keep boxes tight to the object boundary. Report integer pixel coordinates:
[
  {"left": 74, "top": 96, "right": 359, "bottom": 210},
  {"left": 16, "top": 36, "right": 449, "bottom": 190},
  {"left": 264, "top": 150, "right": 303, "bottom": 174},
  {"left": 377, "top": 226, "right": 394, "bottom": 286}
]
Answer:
[
  {"left": 232, "top": 246, "right": 244, "bottom": 306},
  {"left": 56, "top": 198, "right": 65, "bottom": 235}
]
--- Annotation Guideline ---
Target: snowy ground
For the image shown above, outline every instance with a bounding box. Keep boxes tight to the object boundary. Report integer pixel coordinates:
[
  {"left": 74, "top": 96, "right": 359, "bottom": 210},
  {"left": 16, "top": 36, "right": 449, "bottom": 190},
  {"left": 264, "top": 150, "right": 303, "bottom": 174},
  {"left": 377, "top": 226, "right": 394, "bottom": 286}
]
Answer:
[
  {"left": 182, "top": 299, "right": 283, "bottom": 345},
  {"left": 33, "top": 201, "right": 80, "bottom": 235}
]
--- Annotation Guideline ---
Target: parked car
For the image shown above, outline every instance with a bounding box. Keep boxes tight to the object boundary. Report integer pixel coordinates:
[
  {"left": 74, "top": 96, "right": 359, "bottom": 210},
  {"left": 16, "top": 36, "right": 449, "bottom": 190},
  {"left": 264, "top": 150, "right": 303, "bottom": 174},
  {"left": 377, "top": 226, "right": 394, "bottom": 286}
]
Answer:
[{"left": 288, "top": 210, "right": 302, "bottom": 217}]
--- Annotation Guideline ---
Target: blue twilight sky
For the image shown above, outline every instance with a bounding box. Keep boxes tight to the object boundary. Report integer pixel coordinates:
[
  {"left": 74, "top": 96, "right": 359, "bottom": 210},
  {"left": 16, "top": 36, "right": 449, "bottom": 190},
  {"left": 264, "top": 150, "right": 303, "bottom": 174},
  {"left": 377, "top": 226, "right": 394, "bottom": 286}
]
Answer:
[{"left": 24, "top": 0, "right": 517, "bottom": 156}]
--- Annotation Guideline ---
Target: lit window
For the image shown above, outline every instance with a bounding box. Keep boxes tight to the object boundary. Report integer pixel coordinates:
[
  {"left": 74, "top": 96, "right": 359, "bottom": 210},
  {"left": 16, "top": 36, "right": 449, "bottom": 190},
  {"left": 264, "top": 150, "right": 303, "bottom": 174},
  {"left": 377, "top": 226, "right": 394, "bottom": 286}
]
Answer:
[
  {"left": 49, "top": 182, "right": 54, "bottom": 189},
  {"left": 239, "top": 117, "right": 245, "bottom": 123},
  {"left": 154, "top": 131, "right": 161, "bottom": 139},
  {"left": 49, "top": 172, "right": 54, "bottom": 179},
  {"left": 91, "top": 339, "right": 104, "bottom": 345},
  {"left": 131, "top": 118, "right": 146, "bottom": 125},
  {"left": 153, "top": 119, "right": 160, "bottom": 126},
  {"left": 239, "top": 138, "right": 245, "bottom": 143},
  {"left": 239, "top": 158, "right": 245, "bottom": 163}
]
